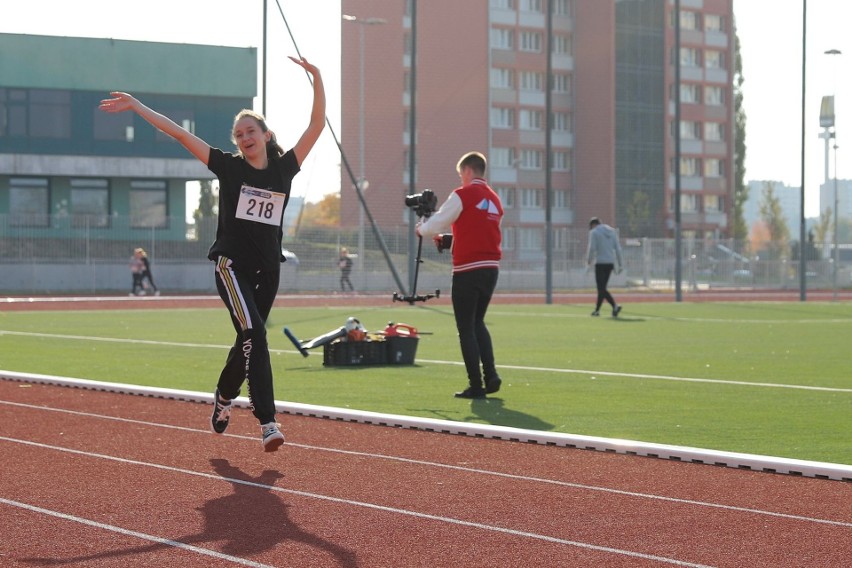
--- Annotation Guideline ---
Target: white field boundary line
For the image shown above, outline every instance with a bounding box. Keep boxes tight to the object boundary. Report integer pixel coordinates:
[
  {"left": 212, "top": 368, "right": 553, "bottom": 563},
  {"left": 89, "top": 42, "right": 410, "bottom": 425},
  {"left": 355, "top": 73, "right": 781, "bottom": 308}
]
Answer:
[
  {"left": 0, "top": 498, "right": 274, "bottom": 567},
  {"left": 2, "top": 329, "right": 849, "bottom": 394},
  {"left": 2, "top": 370, "right": 850, "bottom": 482},
  {"left": 0, "top": 439, "right": 713, "bottom": 568},
  {"left": 3, "top": 398, "right": 849, "bottom": 529}
]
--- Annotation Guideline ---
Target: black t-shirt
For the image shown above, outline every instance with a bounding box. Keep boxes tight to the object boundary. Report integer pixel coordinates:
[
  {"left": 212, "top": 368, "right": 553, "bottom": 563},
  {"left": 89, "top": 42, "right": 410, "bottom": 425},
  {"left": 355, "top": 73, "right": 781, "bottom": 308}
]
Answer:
[{"left": 206, "top": 147, "right": 300, "bottom": 271}]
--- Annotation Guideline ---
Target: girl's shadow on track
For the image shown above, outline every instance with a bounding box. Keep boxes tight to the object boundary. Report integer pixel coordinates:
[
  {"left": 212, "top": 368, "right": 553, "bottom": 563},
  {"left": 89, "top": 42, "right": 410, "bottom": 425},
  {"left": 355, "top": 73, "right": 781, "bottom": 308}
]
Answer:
[{"left": 22, "top": 458, "right": 358, "bottom": 567}]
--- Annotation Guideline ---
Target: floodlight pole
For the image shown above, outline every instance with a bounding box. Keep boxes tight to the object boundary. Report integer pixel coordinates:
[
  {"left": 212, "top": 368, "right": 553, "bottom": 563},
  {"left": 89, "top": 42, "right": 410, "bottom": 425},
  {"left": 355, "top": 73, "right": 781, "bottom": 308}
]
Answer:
[
  {"left": 825, "top": 48, "right": 842, "bottom": 300},
  {"left": 799, "top": 0, "right": 807, "bottom": 301}
]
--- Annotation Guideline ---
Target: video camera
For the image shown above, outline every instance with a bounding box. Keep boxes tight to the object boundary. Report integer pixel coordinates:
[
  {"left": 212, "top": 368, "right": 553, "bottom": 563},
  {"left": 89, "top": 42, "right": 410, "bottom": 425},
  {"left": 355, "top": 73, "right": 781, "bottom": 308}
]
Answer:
[{"left": 404, "top": 188, "right": 437, "bottom": 218}]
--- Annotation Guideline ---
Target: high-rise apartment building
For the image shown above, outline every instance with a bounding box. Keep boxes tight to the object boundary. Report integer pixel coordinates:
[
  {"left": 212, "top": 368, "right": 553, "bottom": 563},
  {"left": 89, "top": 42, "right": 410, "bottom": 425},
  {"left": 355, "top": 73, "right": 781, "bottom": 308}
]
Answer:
[{"left": 340, "top": 0, "right": 734, "bottom": 259}]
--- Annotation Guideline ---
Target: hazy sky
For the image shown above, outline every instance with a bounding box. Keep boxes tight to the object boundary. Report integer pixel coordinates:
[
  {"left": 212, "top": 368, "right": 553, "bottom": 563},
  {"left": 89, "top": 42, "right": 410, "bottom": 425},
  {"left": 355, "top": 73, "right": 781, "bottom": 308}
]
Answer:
[{"left": 2, "top": 0, "right": 850, "bottom": 217}]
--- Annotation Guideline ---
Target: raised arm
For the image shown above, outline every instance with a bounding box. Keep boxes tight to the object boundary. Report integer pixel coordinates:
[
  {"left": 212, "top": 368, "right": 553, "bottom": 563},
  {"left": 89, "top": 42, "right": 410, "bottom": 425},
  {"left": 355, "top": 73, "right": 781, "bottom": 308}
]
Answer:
[
  {"left": 288, "top": 56, "right": 326, "bottom": 167},
  {"left": 99, "top": 92, "right": 211, "bottom": 165}
]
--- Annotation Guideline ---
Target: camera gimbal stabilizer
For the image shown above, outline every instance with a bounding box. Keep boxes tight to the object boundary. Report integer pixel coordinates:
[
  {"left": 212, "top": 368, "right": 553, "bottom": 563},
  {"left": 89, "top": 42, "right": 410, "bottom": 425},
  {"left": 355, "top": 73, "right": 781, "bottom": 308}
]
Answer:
[{"left": 393, "top": 189, "right": 441, "bottom": 305}]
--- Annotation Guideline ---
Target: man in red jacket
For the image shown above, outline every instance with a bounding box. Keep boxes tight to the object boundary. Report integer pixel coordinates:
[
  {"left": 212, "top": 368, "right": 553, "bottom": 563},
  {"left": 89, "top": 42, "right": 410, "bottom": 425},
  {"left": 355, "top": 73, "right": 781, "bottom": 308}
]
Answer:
[{"left": 417, "top": 151, "right": 504, "bottom": 399}]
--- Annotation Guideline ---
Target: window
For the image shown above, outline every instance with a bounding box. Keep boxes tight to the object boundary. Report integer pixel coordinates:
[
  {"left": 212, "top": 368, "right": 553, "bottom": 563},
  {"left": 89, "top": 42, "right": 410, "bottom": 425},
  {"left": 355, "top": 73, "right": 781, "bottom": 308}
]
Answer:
[
  {"left": 9, "top": 178, "right": 49, "bottom": 227},
  {"left": 679, "top": 121, "right": 700, "bottom": 140},
  {"left": 704, "top": 86, "right": 724, "bottom": 105},
  {"left": 0, "top": 88, "right": 27, "bottom": 137},
  {"left": 491, "top": 28, "right": 514, "bottom": 50},
  {"left": 519, "top": 227, "right": 543, "bottom": 249},
  {"left": 502, "top": 226, "right": 515, "bottom": 250},
  {"left": 704, "top": 194, "right": 724, "bottom": 212},
  {"left": 679, "top": 11, "right": 699, "bottom": 30},
  {"left": 495, "top": 186, "right": 515, "bottom": 208},
  {"left": 670, "top": 193, "right": 698, "bottom": 212},
  {"left": 130, "top": 180, "right": 168, "bottom": 228},
  {"left": 552, "top": 34, "right": 572, "bottom": 55},
  {"left": 155, "top": 109, "right": 195, "bottom": 143},
  {"left": 705, "top": 122, "right": 724, "bottom": 141},
  {"left": 552, "top": 73, "right": 571, "bottom": 94},
  {"left": 490, "top": 0, "right": 515, "bottom": 9},
  {"left": 678, "top": 83, "right": 700, "bottom": 103},
  {"left": 520, "top": 188, "right": 542, "bottom": 208},
  {"left": 490, "top": 67, "right": 514, "bottom": 89},
  {"left": 551, "top": 151, "right": 571, "bottom": 171},
  {"left": 491, "top": 147, "right": 516, "bottom": 168},
  {"left": 94, "top": 107, "right": 134, "bottom": 141},
  {"left": 519, "top": 149, "right": 543, "bottom": 170},
  {"left": 679, "top": 47, "right": 700, "bottom": 67},
  {"left": 30, "top": 90, "right": 71, "bottom": 138},
  {"left": 705, "top": 14, "right": 724, "bottom": 32},
  {"left": 704, "top": 158, "right": 724, "bottom": 178},
  {"left": 520, "top": 31, "right": 543, "bottom": 52},
  {"left": 404, "top": 70, "right": 411, "bottom": 95},
  {"left": 705, "top": 50, "right": 724, "bottom": 70},
  {"left": 0, "top": 89, "right": 71, "bottom": 138},
  {"left": 553, "top": 0, "right": 572, "bottom": 17},
  {"left": 520, "top": 0, "right": 543, "bottom": 13},
  {"left": 553, "top": 189, "right": 569, "bottom": 208},
  {"left": 519, "top": 109, "right": 543, "bottom": 130},
  {"left": 491, "top": 107, "right": 515, "bottom": 129},
  {"left": 551, "top": 112, "right": 571, "bottom": 132},
  {"left": 673, "top": 157, "right": 701, "bottom": 177},
  {"left": 70, "top": 179, "right": 110, "bottom": 228},
  {"left": 520, "top": 71, "right": 544, "bottom": 91}
]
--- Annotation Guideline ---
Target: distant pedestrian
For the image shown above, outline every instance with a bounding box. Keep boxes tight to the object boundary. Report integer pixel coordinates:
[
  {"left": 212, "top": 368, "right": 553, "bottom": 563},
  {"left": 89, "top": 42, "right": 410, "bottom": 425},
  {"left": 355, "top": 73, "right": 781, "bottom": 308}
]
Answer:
[
  {"left": 338, "top": 247, "right": 354, "bottom": 292},
  {"left": 586, "top": 217, "right": 624, "bottom": 317},
  {"left": 129, "top": 251, "right": 144, "bottom": 296},
  {"left": 134, "top": 248, "right": 160, "bottom": 296}
]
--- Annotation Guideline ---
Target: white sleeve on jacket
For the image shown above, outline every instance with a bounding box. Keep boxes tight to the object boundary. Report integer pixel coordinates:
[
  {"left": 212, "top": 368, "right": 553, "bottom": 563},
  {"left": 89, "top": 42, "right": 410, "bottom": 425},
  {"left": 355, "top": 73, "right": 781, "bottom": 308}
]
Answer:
[{"left": 417, "top": 192, "right": 462, "bottom": 238}]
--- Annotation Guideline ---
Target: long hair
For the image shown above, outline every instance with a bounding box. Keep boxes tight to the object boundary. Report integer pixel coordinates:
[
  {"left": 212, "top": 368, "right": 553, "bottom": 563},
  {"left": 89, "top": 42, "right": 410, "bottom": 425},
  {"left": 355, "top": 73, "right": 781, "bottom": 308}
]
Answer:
[{"left": 231, "top": 109, "right": 284, "bottom": 160}]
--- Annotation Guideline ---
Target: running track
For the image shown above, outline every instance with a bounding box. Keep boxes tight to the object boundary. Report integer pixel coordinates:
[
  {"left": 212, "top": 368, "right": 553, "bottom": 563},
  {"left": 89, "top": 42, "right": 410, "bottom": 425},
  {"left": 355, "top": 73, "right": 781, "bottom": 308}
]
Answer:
[{"left": 1, "top": 379, "right": 850, "bottom": 567}]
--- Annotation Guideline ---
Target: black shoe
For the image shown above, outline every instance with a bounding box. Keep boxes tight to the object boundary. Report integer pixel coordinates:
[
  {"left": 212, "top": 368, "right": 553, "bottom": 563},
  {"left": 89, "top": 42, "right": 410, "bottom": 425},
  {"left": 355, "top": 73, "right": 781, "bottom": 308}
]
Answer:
[
  {"left": 210, "top": 389, "right": 233, "bottom": 434},
  {"left": 612, "top": 305, "right": 622, "bottom": 318},
  {"left": 454, "top": 387, "right": 486, "bottom": 399},
  {"left": 485, "top": 376, "right": 502, "bottom": 394},
  {"left": 591, "top": 310, "right": 600, "bottom": 317}
]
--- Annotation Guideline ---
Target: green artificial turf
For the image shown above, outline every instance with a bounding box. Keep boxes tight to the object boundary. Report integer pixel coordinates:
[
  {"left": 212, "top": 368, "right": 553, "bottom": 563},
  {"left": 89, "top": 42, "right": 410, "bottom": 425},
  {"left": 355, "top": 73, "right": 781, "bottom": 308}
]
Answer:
[{"left": 1, "top": 301, "right": 850, "bottom": 464}]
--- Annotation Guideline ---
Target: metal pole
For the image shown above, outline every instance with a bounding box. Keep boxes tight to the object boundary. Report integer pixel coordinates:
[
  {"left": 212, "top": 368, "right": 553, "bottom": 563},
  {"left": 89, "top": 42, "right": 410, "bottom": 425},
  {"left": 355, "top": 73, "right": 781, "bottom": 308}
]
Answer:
[
  {"left": 674, "top": 0, "right": 682, "bottom": 301},
  {"left": 408, "top": 0, "right": 418, "bottom": 295},
  {"left": 358, "top": 23, "right": 366, "bottom": 278},
  {"left": 262, "top": 0, "right": 267, "bottom": 116},
  {"left": 834, "top": 141, "right": 839, "bottom": 299},
  {"left": 544, "top": 0, "right": 553, "bottom": 304},
  {"left": 799, "top": 0, "right": 807, "bottom": 301}
]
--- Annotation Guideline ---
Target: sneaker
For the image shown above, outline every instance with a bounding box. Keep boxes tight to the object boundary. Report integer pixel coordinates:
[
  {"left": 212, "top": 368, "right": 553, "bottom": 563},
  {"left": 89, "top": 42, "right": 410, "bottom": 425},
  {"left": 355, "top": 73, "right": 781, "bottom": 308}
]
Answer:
[
  {"left": 261, "top": 422, "right": 285, "bottom": 452},
  {"left": 485, "top": 376, "right": 502, "bottom": 394},
  {"left": 210, "top": 389, "right": 233, "bottom": 434},
  {"left": 612, "top": 305, "right": 622, "bottom": 318},
  {"left": 454, "top": 386, "right": 486, "bottom": 399},
  {"left": 591, "top": 310, "right": 600, "bottom": 317}
]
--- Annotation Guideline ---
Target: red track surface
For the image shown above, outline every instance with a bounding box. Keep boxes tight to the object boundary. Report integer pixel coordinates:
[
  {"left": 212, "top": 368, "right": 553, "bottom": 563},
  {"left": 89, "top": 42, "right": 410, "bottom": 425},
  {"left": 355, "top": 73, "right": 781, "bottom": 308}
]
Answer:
[{"left": 1, "top": 380, "right": 850, "bottom": 567}]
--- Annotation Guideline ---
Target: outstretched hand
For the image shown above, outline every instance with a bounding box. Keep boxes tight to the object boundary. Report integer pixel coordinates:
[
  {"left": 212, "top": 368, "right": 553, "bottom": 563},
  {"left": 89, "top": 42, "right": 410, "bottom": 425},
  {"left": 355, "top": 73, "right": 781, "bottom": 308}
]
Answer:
[
  {"left": 288, "top": 55, "right": 320, "bottom": 76},
  {"left": 99, "top": 92, "right": 137, "bottom": 113}
]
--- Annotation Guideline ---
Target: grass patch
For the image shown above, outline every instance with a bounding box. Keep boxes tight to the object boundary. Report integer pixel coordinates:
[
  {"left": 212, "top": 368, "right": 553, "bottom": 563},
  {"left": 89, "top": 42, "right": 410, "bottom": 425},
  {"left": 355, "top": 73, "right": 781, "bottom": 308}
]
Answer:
[{"left": 1, "top": 301, "right": 850, "bottom": 464}]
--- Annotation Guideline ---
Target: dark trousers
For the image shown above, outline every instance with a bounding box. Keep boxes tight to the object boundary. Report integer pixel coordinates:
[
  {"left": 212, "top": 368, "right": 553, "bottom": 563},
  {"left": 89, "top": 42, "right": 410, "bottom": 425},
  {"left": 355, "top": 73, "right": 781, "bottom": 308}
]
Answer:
[
  {"left": 451, "top": 268, "right": 499, "bottom": 388},
  {"left": 214, "top": 258, "right": 279, "bottom": 425},
  {"left": 595, "top": 263, "right": 616, "bottom": 310}
]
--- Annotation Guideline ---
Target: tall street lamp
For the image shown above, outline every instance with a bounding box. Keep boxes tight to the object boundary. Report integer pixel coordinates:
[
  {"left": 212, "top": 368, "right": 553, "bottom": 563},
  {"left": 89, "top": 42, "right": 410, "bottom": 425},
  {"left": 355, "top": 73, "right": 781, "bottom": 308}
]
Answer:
[
  {"left": 342, "top": 14, "right": 387, "bottom": 284},
  {"left": 825, "top": 48, "right": 842, "bottom": 299}
]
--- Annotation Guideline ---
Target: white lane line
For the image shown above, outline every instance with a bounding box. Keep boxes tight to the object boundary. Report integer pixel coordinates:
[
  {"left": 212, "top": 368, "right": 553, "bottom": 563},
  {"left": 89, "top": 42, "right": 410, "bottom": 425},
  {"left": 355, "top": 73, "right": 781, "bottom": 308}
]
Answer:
[
  {"left": 2, "top": 401, "right": 849, "bottom": 529},
  {"left": 0, "top": 436, "right": 712, "bottom": 568},
  {"left": 2, "top": 329, "right": 848, "bottom": 393},
  {"left": 0, "top": 497, "right": 275, "bottom": 568}
]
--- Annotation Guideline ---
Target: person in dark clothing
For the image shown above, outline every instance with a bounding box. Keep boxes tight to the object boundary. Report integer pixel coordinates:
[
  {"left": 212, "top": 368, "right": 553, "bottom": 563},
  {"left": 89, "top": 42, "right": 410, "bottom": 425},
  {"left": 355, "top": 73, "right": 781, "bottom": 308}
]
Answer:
[
  {"left": 134, "top": 248, "right": 159, "bottom": 296},
  {"left": 338, "top": 247, "right": 354, "bottom": 292},
  {"left": 100, "top": 55, "right": 325, "bottom": 452}
]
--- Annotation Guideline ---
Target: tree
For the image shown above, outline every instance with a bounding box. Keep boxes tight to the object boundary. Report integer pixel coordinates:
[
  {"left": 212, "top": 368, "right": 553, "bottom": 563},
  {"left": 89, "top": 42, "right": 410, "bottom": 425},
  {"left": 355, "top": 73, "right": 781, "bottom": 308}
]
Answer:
[
  {"left": 813, "top": 208, "right": 833, "bottom": 257},
  {"left": 300, "top": 192, "right": 340, "bottom": 228},
  {"left": 625, "top": 190, "right": 651, "bottom": 237},
  {"left": 757, "top": 182, "right": 790, "bottom": 259},
  {"left": 193, "top": 179, "right": 217, "bottom": 223},
  {"left": 731, "top": 21, "right": 749, "bottom": 241}
]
